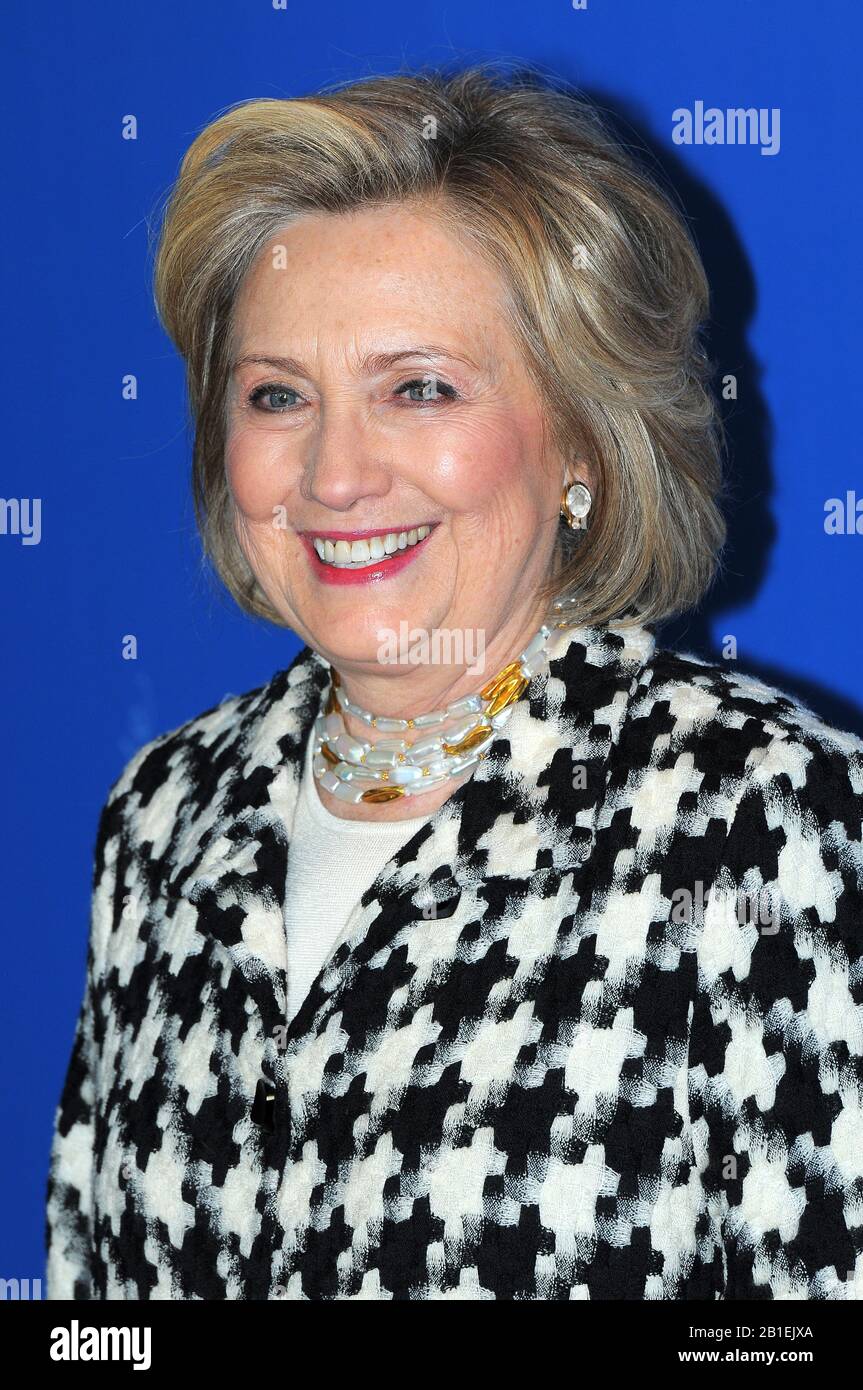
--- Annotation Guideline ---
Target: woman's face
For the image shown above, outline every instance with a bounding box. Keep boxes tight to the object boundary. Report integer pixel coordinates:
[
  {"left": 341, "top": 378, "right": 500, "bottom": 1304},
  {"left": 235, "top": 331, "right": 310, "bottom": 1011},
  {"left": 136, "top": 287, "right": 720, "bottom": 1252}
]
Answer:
[{"left": 225, "top": 202, "right": 572, "bottom": 673}]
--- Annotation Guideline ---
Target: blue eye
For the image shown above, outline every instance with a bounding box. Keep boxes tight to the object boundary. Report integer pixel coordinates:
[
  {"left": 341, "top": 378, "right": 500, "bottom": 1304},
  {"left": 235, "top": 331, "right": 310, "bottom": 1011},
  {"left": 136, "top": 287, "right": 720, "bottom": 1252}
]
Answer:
[
  {"left": 395, "top": 376, "right": 458, "bottom": 404},
  {"left": 245, "top": 376, "right": 459, "bottom": 413},
  {"left": 248, "top": 384, "right": 300, "bottom": 412}
]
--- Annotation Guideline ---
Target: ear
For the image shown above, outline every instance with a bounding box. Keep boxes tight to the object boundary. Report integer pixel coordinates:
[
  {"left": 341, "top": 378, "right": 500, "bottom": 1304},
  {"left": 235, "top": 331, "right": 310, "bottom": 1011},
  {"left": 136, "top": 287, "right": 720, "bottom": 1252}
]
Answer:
[{"left": 563, "top": 457, "right": 596, "bottom": 496}]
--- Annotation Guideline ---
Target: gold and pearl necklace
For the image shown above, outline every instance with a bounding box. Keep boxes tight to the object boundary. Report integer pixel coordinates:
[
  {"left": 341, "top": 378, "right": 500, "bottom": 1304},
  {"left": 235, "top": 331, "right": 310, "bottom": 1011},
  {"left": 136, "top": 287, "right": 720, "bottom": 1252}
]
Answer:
[{"left": 312, "top": 596, "right": 579, "bottom": 804}]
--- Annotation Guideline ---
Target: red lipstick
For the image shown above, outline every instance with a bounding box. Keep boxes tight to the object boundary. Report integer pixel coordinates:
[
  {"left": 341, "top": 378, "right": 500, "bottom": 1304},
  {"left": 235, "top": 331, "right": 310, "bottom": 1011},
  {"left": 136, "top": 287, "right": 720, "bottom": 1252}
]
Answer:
[{"left": 297, "top": 524, "right": 438, "bottom": 586}]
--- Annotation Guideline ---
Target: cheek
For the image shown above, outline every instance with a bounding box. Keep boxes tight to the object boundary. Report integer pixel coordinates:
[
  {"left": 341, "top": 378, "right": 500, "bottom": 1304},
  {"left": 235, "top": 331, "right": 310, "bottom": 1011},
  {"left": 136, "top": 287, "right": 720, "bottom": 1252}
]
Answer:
[
  {"left": 224, "top": 430, "right": 293, "bottom": 522},
  {"left": 421, "top": 410, "right": 549, "bottom": 514}
]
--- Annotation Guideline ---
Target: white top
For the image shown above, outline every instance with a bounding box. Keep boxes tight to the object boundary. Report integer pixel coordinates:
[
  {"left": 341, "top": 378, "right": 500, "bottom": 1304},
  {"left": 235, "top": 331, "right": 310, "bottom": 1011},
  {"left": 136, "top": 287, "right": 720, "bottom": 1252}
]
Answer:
[{"left": 283, "top": 728, "right": 433, "bottom": 1024}]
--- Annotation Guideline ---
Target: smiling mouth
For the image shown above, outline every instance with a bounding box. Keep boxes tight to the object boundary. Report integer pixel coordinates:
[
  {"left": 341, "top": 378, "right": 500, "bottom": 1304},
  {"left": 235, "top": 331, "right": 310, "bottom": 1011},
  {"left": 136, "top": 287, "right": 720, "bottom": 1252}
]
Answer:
[{"left": 308, "top": 524, "right": 435, "bottom": 570}]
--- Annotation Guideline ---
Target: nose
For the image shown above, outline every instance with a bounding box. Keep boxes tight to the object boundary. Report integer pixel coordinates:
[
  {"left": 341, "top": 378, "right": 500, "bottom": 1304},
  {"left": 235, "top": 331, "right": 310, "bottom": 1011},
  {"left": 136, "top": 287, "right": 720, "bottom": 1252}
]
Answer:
[{"left": 301, "top": 399, "right": 392, "bottom": 513}]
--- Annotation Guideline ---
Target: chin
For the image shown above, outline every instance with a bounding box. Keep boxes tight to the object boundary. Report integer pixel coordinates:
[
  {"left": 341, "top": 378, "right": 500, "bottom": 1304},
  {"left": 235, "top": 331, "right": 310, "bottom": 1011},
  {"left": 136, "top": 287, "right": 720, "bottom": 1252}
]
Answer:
[{"left": 306, "top": 600, "right": 441, "bottom": 670}]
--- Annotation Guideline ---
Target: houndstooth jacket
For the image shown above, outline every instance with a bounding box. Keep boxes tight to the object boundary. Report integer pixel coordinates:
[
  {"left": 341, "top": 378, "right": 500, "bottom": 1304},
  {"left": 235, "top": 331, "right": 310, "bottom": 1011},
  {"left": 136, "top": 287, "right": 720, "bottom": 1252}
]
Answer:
[{"left": 45, "top": 616, "right": 863, "bottom": 1300}]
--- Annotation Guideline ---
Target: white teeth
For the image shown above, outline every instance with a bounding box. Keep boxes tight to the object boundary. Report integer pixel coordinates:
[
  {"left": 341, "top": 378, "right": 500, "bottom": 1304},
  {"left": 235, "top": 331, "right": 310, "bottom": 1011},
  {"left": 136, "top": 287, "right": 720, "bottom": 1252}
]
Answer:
[{"left": 311, "top": 524, "right": 434, "bottom": 568}]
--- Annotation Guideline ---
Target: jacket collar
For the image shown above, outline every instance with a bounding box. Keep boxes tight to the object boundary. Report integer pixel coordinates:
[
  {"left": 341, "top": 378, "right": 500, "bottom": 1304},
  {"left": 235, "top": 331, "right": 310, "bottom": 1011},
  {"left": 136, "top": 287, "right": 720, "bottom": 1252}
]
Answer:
[{"left": 164, "top": 615, "right": 657, "bottom": 1037}]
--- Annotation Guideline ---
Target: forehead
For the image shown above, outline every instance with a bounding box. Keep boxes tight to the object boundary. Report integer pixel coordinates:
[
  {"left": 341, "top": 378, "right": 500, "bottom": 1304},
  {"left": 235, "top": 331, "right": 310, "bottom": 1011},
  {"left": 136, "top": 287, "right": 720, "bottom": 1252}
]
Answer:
[{"left": 231, "top": 202, "right": 514, "bottom": 357}]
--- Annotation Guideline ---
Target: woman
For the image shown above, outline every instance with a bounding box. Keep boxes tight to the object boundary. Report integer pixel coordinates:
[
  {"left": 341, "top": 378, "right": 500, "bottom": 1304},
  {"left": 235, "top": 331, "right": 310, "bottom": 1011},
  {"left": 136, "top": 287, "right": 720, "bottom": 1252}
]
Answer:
[{"left": 46, "top": 65, "right": 863, "bottom": 1301}]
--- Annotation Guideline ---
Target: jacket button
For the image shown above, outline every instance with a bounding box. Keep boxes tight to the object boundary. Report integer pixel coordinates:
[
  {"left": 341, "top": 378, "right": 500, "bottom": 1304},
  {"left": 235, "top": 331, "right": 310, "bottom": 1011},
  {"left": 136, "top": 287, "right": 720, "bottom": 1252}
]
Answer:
[{"left": 251, "top": 1076, "right": 276, "bottom": 1132}]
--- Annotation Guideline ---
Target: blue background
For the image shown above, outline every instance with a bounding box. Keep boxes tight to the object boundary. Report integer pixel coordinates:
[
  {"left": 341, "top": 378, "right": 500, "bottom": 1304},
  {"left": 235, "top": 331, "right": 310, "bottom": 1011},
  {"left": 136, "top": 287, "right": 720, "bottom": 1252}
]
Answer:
[{"left": 3, "top": 0, "right": 860, "bottom": 1286}]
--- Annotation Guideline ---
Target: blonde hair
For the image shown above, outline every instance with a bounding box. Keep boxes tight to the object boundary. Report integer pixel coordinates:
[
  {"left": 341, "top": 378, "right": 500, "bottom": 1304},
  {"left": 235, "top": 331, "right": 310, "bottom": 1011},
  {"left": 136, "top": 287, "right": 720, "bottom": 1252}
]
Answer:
[{"left": 152, "top": 63, "right": 727, "bottom": 628}]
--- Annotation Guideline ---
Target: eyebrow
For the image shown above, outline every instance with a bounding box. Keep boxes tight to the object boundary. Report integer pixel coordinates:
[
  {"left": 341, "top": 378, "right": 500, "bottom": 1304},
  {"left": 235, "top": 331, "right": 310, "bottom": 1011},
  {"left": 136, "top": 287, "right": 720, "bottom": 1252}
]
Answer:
[{"left": 230, "top": 345, "right": 483, "bottom": 377}]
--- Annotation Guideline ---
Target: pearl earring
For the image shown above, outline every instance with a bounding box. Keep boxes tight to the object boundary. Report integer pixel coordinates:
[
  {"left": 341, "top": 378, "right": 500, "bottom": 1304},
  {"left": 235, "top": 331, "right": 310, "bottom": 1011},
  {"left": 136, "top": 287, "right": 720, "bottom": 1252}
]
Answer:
[{"left": 560, "top": 480, "right": 592, "bottom": 530}]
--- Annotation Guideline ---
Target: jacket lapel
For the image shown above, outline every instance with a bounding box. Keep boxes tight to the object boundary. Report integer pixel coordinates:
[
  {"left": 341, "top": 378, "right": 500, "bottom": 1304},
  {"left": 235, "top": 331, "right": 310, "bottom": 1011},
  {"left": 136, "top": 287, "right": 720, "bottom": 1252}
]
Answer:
[
  {"left": 161, "top": 651, "right": 328, "bottom": 1038},
  {"left": 163, "top": 616, "right": 657, "bottom": 1052}
]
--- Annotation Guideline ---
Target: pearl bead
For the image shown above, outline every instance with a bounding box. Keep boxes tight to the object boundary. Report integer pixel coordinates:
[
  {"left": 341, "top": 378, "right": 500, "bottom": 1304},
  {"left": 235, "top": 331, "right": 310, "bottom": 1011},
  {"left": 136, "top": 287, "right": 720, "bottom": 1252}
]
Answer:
[
  {"left": 333, "top": 733, "right": 367, "bottom": 762},
  {"left": 330, "top": 779, "right": 366, "bottom": 803},
  {"left": 363, "top": 747, "right": 400, "bottom": 769},
  {"left": 404, "top": 774, "right": 449, "bottom": 794},
  {"left": 388, "top": 765, "right": 426, "bottom": 785},
  {"left": 406, "top": 733, "right": 445, "bottom": 759},
  {"left": 412, "top": 709, "right": 449, "bottom": 728},
  {"left": 448, "top": 694, "right": 484, "bottom": 715}
]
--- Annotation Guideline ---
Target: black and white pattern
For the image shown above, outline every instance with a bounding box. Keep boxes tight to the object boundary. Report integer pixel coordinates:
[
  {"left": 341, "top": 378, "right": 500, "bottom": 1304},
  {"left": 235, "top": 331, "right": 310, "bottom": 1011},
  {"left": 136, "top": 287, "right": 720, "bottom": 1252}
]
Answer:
[{"left": 45, "top": 617, "right": 863, "bottom": 1299}]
